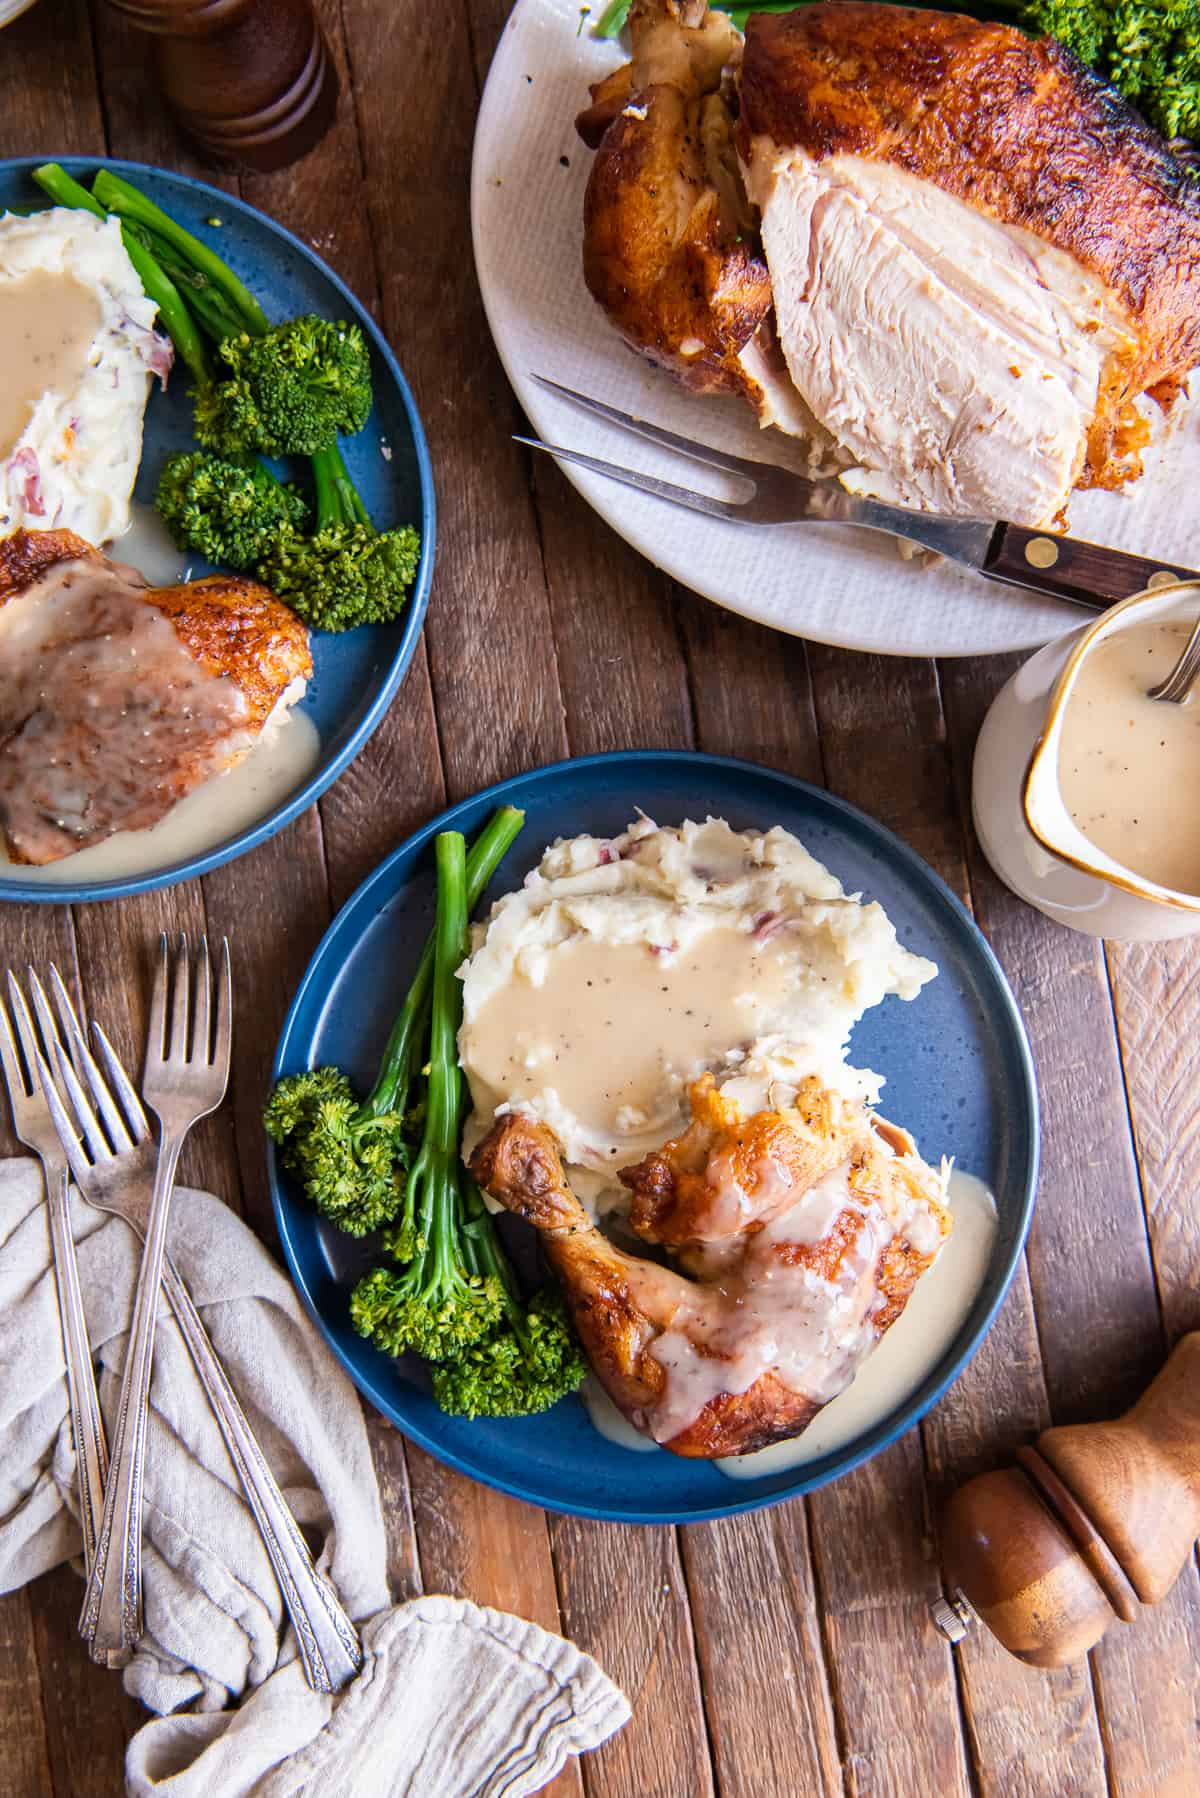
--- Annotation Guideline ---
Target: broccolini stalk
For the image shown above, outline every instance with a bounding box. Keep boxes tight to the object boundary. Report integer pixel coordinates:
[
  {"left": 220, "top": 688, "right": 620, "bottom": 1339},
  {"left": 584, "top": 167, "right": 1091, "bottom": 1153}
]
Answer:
[
  {"left": 265, "top": 806, "right": 524, "bottom": 1237},
  {"left": 91, "top": 167, "right": 269, "bottom": 336},
  {"left": 348, "top": 833, "right": 503, "bottom": 1359},
  {"left": 364, "top": 805, "right": 525, "bottom": 1124}
]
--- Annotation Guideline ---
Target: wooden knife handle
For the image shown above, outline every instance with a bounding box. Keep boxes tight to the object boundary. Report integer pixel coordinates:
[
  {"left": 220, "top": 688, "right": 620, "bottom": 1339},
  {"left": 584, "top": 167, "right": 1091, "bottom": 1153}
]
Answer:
[{"left": 983, "top": 523, "right": 1200, "bottom": 610}]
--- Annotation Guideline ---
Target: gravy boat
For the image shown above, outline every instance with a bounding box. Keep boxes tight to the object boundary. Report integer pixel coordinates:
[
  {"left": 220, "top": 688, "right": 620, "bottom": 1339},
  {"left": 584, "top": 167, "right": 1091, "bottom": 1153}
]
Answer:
[{"left": 973, "top": 578, "right": 1200, "bottom": 941}]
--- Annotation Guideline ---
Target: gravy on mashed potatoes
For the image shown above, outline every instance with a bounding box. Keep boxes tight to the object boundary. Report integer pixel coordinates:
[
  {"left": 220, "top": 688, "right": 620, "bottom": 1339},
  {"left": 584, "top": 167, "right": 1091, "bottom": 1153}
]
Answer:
[
  {"left": 459, "top": 817, "right": 936, "bottom": 1207},
  {"left": 0, "top": 209, "right": 170, "bottom": 546}
]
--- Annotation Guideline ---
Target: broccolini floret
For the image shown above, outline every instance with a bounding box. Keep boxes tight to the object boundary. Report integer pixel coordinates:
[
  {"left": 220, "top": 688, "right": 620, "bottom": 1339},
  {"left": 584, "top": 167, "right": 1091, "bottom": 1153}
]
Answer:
[
  {"left": 264, "top": 1067, "right": 410, "bottom": 1237},
  {"left": 194, "top": 316, "right": 373, "bottom": 461},
  {"left": 432, "top": 1185, "right": 586, "bottom": 1416},
  {"left": 261, "top": 521, "right": 422, "bottom": 631},
  {"left": 155, "top": 451, "right": 310, "bottom": 572}
]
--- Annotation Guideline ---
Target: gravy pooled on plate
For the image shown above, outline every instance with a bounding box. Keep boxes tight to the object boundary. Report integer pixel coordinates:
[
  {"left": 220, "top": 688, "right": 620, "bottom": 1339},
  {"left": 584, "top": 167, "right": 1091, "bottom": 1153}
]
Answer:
[{"left": 1058, "top": 620, "right": 1200, "bottom": 894}]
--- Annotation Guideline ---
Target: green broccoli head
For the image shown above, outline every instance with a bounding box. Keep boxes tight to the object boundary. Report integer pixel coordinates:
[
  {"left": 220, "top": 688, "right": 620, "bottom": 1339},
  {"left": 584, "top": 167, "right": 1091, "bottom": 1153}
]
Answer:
[
  {"left": 349, "top": 1262, "right": 505, "bottom": 1363},
  {"left": 1022, "top": 0, "right": 1200, "bottom": 142},
  {"left": 155, "top": 450, "right": 309, "bottom": 571},
  {"left": 194, "top": 315, "right": 374, "bottom": 460},
  {"left": 431, "top": 1287, "right": 586, "bottom": 1418},
  {"left": 1022, "top": 0, "right": 1109, "bottom": 69},
  {"left": 264, "top": 1067, "right": 408, "bottom": 1236},
  {"left": 261, "top": 522, "right": 421, "bottom": 632}
]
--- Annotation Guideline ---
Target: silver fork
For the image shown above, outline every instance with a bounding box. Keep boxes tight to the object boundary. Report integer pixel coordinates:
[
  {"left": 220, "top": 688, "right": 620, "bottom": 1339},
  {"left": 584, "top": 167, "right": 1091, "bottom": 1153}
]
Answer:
[
  {"left": 27, "top": 958, "right": 362, "bottom": 1692},
  {"left": 0, "top": 975, "right": 108, "bottom": 1577},
  {"left": 69, "top": 935, "right": 229, "bottom": 1666},
  {"left": 517, "top": 373, "right": 1200, "bottom": 610}
]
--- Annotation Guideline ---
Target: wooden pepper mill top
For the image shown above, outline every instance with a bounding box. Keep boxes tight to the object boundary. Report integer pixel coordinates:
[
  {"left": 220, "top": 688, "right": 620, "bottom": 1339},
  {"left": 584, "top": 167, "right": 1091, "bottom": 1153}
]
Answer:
[
  {"left": 104, "top": 0, "right": 339, "bottom": 173},
  {"left": 933, "top": 1332, "right": 1200, "bottom": 1666}
]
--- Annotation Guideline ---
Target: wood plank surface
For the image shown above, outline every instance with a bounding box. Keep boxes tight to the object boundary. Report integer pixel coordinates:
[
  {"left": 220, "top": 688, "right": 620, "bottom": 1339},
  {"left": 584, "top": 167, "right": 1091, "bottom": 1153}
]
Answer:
[
  {"left": 940, "top": 657, "right": 1200, "bottom": 1798},
  {"left": 1, "top": 0, "right": 1197, "bottom": 1790}
]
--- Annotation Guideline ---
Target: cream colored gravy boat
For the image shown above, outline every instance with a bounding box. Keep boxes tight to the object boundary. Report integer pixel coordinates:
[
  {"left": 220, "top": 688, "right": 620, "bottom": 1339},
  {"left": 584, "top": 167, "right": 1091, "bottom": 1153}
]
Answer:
[{"left": 973, "top": 579, "right": 1200, "bottom": 941}]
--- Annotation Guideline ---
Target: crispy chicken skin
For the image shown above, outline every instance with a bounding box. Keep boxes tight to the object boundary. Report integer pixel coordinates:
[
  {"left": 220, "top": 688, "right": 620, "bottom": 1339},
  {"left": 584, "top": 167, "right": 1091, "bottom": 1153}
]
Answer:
[
  {"left": 739, "top": 5, "right": 1200, "bottom": 489},
  {"left": 621, "top": 1071, "right": 868, "bottom": 1253},
  {"left": 472, "top": 1079, "right": 952, "bottom": 1458},
  {"left": 578, "top": 0, "right": 772, "bottom": 397},
  {"left": 0, "top": 528, "right": 311, "bottom": 864},
  {"left": 0, "top": 529, "right": 311, "bottom": 732}
]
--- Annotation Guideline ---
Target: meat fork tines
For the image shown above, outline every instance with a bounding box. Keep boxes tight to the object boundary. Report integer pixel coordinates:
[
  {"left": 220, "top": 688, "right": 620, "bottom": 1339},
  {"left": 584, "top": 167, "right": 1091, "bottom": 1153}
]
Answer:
[
  {"left": 518, "top": 372, "right": 1005, "bottom": 570},
  {"left": 517, "top": 372, "right": 795, "bottom": 524},
  {"left": 0, "top": 967, "right": 109, "bottom": 1575}
]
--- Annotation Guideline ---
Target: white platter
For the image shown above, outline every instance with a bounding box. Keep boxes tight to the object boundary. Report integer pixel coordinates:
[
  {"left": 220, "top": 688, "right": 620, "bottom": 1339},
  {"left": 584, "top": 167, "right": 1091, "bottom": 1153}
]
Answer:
[{"left": 470, "top": 0, "right": 1200, "bottom": 657}]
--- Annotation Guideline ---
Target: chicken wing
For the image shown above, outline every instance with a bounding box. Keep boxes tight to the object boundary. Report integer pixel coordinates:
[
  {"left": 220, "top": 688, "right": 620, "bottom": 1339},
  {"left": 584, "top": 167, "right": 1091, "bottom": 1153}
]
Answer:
[
  {"left": 0, "top": 527, "right": 311, "bottom": 864},
  {"left": 471, "top": 1077, "right": 952, "bottom": 1457}
]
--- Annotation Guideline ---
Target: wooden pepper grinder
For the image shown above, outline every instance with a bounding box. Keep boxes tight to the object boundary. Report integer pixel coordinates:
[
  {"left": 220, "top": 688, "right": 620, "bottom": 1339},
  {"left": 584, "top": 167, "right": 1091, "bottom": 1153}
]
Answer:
[
  {"left": 930, "top": 1332, "right": 1200, "bottom": 1666},
  {"left": 104, "top": 0, "right": 339, "bottom": 173}
]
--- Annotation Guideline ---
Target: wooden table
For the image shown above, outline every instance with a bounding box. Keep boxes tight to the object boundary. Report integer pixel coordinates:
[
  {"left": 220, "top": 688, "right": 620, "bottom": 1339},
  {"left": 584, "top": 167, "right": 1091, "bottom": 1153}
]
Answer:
[{"left": 4, "top": 2, "right": 1200, "bottom": 1792}]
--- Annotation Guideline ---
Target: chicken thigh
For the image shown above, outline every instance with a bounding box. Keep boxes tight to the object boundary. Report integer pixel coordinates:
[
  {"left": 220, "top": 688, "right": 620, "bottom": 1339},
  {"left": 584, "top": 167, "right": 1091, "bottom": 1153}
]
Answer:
[{"left": 471, "top": 1075, "right": 952, "bottom": 1457}]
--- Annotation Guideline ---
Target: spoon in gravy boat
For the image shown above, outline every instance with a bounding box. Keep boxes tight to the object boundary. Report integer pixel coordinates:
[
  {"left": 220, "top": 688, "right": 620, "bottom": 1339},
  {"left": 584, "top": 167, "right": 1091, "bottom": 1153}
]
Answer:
[{"left": 1147, "top": 609, "right": 1200, "bottom": 702}]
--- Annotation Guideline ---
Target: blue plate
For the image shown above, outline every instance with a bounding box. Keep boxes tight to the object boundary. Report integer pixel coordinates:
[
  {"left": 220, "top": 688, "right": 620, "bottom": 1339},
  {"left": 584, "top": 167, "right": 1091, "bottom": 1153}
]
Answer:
[
  {"left": 0, "top": 156, "right": 434, "bottom": 903},
  {"left": 271, "top": 751, "right": 1039, "bottom": 1523}
]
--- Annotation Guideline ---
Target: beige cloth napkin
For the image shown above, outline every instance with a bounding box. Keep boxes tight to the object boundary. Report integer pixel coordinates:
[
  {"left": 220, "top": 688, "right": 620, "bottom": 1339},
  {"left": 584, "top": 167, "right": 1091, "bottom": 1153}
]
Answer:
[{"left": 0, "top": 1158, "right": 629, "bottom": 1796}]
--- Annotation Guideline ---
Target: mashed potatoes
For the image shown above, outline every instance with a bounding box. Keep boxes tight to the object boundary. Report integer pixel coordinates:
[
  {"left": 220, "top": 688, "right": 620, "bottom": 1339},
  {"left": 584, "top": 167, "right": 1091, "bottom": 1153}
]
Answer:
[
  {"left": 0, "top": 209, "right": 169, "bottom": 545},
  {"left": 459, "top": 816, "right": 936, "bottom": 1207}
]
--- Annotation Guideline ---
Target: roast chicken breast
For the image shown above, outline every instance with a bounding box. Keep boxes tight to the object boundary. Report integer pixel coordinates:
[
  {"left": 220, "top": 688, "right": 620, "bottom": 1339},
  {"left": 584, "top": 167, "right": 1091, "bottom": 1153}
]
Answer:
[
  {"left": 0, "top": 528, "right": 311, "bottom": 864},
  {"left": 579, "top": 2, "right": 1200, "bottom": 523},
  {"left": 472, "top": 1075, "right": 951, "bottom": 1458},
  {"left": 739, "top": 5, "right": 1200, "bottom": 521}
]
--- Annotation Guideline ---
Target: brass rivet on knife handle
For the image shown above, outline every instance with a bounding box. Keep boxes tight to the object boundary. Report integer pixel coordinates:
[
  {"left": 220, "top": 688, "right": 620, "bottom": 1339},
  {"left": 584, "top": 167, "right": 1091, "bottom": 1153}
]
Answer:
[{"left": 983, "top": 521, "right": 1198, "bottom": 608}]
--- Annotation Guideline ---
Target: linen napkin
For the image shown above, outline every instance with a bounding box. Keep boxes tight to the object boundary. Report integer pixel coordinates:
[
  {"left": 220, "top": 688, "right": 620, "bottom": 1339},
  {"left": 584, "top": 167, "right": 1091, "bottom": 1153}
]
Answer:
[{"left": 0, "top": 1158, "right": 629, "bottom": 1796}]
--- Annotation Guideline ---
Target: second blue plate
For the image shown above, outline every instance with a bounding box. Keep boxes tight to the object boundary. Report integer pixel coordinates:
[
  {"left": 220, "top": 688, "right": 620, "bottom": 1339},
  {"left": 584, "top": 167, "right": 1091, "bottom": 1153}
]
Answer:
[
  {"left": 0, "top": 157, "right": 434, "bottom": 904},
  {"left": 271, "top": 751, "right": 1038, "bottom": 1524}
]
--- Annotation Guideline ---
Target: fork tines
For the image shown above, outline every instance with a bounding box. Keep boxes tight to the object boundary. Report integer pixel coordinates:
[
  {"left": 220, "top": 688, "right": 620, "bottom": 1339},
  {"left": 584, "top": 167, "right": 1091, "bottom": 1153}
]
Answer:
[
  {"left": 147, "top": 934, "right": 231, "bottom": 1073},
  {"left": 3, "top": 968, "right": 76, "bottom": 1099}
]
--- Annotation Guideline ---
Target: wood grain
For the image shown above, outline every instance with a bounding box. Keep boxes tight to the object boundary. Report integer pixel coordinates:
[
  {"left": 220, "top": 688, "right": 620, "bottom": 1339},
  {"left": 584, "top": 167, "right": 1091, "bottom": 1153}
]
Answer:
[
  {"left": 941, "top": 654, "right": 1200, "bottom": 1797},
  {"left": 405, "top": 1454, "right": 585, "bottom": 1798},
  {"left": 808, "top": 645, "right": 1109, "bottom": 1795},
  {"left": 680, "top": 1506, "right": 842, "bottom": 1798},
  {"left": 1106, "top": 939, "right": 1200, "bottom": 1340},
  {"left": 549, "top": 1519, "right": 715, "bottom": 1798},
  {"left": 2, "top": 0, "right": 1197, "bottom": 1788}
]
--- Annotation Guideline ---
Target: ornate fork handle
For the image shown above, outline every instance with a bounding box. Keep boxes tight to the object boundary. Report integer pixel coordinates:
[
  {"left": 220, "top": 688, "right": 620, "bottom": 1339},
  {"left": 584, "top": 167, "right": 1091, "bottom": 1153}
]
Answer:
[
  {"left": 47, "top": 1166, "right": 108, "bottom": 1575},
  {"left": 80, "top": 1133, "right": 184, "bottom": 1663},
  {"left": 156, "top": 1250, "right": 362, "bottom": 1691}
]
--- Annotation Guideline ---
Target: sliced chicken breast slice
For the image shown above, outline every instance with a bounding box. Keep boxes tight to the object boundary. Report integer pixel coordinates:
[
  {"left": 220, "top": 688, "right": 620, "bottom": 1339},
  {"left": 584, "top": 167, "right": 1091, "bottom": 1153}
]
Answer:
[{"left": 744, "top": 147, "right": 1135, "bottom": 523}]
